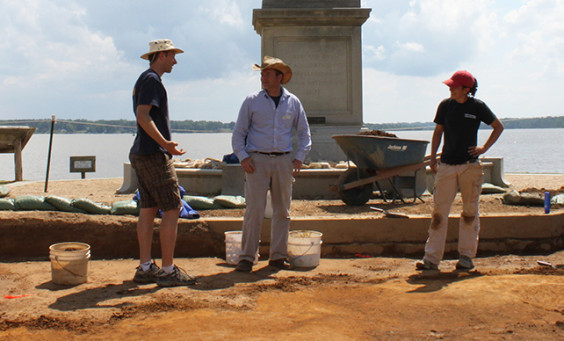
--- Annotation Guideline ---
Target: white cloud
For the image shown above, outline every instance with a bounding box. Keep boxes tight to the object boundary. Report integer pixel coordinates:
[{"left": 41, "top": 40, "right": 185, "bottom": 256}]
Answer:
[
  {"left": 504, "top": 0, "right": 564, "bottom": 77},
  {"left": 362, "top": 67, "right": 445, "bottom": 124},
  {"left": 168, "top": 70, "right": 260, "bottom": 122},
  {"left": 0, "top": 0, "right": 135, "bottom": 119},
  {"left": 202, "top": 1, "right": 246, "bottom": 28},
  {"left": 0, "top": 0, "right": 562, "bottom": 123}
]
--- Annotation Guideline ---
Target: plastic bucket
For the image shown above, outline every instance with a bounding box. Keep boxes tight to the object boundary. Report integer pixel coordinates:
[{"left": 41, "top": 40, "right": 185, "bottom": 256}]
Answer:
[
  {"left": 264, "top": 190, "right": 273, "bottom": 219},
  {"left": 224, "top": 231, "right": 258, "bottom": 265},
  {"left": 288, "top": 230, "right": 323, "bottom": 268},
  {"left": 49, "top": 242, "right": 91, "bottom": 285}
]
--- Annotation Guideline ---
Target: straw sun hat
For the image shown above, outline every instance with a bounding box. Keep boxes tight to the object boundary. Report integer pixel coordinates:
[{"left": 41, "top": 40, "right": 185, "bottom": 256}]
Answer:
[
  {"left": 252, "top": 56, "right": 293, "bottom": 84},
  {"left": 140, "top": 39, "right": 184, "bottom": 60}
]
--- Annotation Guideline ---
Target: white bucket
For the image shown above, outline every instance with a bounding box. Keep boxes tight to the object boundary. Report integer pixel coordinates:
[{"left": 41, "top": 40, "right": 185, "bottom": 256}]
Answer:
[
  {"left": 288, "top": 230, "right": 323, "bottom": 268},
  {"left": 264, "top": 190, "right": 273, "bottom": 219},
  {"left": 224, "top": 231, "right": 259, "bottom": 265},
  {"left": 49, "top": 242, "right": 91, "bottom": 285}
]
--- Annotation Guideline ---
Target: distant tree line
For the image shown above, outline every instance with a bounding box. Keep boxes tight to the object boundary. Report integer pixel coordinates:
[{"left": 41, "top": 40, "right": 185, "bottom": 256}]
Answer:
[
  {"left": 365, "top": 116, "right": 564, "bottom": 131},
  {"left": 0, "top": 115, "right": 562, "bottom": 134},
  {"left": 0, "top": 119, "right": 235, "bottom": 134}
]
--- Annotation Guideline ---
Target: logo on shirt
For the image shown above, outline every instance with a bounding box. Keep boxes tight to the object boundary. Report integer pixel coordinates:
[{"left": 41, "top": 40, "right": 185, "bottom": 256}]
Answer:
[{"left": 464, "top": 113, "right": 477, "bottom": 120}]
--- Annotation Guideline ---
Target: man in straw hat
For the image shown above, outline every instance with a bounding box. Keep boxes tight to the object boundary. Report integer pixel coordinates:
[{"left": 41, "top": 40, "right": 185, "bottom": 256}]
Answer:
[
  {"left": 232, "top": 56, "right": 312, "bottom": 272},
  {"left": 130, "top": 39, "right": 197, "bottom": 286}
]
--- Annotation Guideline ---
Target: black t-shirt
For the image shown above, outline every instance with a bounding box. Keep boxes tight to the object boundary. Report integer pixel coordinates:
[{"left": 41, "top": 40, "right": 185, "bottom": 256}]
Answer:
[
  {"left": 130, "top": 69, "right": 171, "bottom": 155},
  {"left": 270, "top": 94, "right": 281, "bottom": 107},
  {"left": 434, "top": 97, "right": 497, "bottom": 165}
]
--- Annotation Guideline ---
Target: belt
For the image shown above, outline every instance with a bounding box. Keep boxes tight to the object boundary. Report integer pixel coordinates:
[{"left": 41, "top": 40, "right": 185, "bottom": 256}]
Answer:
[
  {"left": 444, "top": 159, "right": 478, "bottom": 165},
  {"left": 255, "top": 151, "right": 290, "bottom": 156}
]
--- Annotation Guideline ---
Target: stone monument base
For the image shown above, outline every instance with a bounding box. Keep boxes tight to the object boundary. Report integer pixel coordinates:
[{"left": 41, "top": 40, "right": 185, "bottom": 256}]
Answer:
[{"left": 306, "top": 125, "right": 361, "bottom": 162}]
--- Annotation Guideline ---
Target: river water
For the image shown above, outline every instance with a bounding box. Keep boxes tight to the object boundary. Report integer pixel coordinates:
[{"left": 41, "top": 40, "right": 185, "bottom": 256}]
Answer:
[{"left": 0, "top": 128, "right": 562, "bottom": 181}]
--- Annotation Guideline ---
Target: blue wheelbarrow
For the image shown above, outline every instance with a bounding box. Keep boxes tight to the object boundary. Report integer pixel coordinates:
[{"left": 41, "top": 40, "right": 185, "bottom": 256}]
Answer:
[{"left": 331, "top": 134, "right": 432, "bottom": 206}]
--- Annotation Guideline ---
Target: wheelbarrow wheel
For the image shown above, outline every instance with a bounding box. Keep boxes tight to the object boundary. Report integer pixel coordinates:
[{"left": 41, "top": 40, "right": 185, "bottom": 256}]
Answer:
[{"left": 338, "top": 168, "right": 373, "bottom": 206}]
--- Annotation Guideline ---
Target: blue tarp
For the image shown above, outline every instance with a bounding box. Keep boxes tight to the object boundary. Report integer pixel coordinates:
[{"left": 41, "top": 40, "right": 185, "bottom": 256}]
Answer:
[{"left": 133, "top": 185, "right": 199, "bottom": 219}]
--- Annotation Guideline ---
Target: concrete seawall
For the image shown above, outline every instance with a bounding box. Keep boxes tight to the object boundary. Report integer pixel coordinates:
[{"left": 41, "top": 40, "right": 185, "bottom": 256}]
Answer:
[{"left": 1, "top": 212, "right": 562, "bottom": 260}]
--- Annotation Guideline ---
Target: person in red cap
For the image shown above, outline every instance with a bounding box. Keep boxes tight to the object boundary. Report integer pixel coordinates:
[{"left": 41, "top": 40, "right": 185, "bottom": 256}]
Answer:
[{"left": 416, "top": 70, "right": 504, "bottom": 271}]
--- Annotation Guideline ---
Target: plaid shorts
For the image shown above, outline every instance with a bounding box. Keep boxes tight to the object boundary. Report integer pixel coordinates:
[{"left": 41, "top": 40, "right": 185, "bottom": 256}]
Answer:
[{"left": 129, "top": 152, "right": 182, "bottom": 211}]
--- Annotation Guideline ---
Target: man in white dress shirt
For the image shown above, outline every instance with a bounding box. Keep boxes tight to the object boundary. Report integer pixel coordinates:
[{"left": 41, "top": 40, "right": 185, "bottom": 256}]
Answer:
[{"left": 231, "top": 56, "right": 311, "bottom": 272}]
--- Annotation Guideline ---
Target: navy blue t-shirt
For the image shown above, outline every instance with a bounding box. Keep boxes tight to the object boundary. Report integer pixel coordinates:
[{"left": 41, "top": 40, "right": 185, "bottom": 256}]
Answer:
[
  {"left": 434, "top": 97, "right": 496, "bottom": 165},
  {"left": 130, "top": 69, "right": 171, "bottom": 155}
]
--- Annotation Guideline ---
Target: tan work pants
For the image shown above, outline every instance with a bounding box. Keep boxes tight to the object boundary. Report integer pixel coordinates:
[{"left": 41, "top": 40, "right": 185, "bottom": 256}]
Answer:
[
  {"left": 424, "top": 162, "right": 484, "bottom": 265},
  {"left": 240, "top": 153, "right": 293, "bottom": 263}
]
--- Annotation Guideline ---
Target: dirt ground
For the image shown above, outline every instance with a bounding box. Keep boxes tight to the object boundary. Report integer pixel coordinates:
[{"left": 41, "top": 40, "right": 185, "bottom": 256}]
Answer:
[
  {"left": 1, "top": 255, "right": 563, "bottom": 340},
  {"left": 1, "top": 174, "right": 563, "bottom": 340}
]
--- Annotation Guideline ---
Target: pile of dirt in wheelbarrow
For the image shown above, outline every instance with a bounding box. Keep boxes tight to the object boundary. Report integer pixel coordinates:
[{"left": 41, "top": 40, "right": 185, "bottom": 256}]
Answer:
[{"left": 357, "top": 129, "right": 398, "bottom": 137}]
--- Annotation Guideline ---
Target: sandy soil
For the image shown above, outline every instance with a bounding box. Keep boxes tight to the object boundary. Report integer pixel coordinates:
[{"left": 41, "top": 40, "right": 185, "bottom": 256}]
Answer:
[
  {"left": 1, "top": 174, "right": 563, "bottom": 340},
  {"left": 1, "top": 255, "right": 563, "bottom": 340}
]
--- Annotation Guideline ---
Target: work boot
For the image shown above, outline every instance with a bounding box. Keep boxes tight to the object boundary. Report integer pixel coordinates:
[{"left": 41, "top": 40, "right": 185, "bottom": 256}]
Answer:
[
  {"left": 268, "top": 258, "right": 291, "bottom": 270},
  {"left": 133, "top": 263, "right": 160, "bottom": 284},
  {"left": 456, "top": 255, "right": 475, "bottom": 270},
  {"left": 415, "top": 259, "right": 439, "bottom": 271},
  {"left": 235, "top": 259, "right": 253, "bottom": 273},
  {"left": 156, "top": 265, "right": 197, "bottom": 287}
]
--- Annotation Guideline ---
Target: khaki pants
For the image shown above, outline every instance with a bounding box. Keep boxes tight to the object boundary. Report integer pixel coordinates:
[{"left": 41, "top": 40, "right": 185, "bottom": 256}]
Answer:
[
  {"left": 240, "top": 153, "right": 293, "bottom": 262},
  {"left": 424, "top": 162, "right": 484, "bottom": 265}
]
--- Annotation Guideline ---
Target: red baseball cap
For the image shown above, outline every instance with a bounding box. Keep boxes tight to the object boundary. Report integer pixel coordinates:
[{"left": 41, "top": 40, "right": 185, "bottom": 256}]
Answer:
[{"left": 443, "top": 70, "right": 475, "bottom": 88}]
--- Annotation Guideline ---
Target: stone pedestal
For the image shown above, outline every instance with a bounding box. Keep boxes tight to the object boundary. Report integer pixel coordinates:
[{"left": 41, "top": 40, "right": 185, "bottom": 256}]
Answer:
[
  {"left": 253, "top": 0, "right": 371, "bottom": 161},
  {"left": 304, "top": 125, "right": 361, "bottom": 162}
]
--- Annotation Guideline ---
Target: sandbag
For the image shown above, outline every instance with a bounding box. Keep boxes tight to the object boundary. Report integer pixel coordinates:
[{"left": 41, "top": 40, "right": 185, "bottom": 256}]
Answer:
[
  {"left": 213, "top": 195, "right": 246, "bottom": 208},
  {"left": 502, "top": 191, "right": 521, "bottom": 205},
  {"left": 502, "top": 190, "right": 544, "bottom": 206},
  {"left": 551, "top": 194, "right": 564, "bottom": 205},
  {"left": 71, "top": 198, "right": 112, "bottom": 214},
  {"left": 518, "top": 193, "right": 545, "bottom": 206},
  {"left": 0, "top": 198, "right": 15, "bottom": 210},
  {"left": 45, "top": 195, "right": 87, "bottom": 213},
  {"left": 111, "top": 200, "right": 140, "bottom": 216},
  {"left": 0, "top": 185, "right": 10, "bottom": 198},
  {"left": 481, "top": 183, "right": 507, "bottom": 194},
  {"left": 14, "top": 195, "right": 56, "bottom": 211},
  {"left": 183, "top": 195, "right": 223, "bottom": 210}
]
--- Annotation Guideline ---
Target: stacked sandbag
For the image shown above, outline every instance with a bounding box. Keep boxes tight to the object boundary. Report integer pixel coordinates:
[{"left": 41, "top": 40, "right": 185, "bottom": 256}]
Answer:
[
  {"left": 502, "top": 190, "right": 544, "bottom": 206},
  {"left": 213, "top": 195, "right": 246, "bottom": 208},
  {"left": 14, "top": 195, "right": 56, "bottom": 211},
  {"left": 111, "top": 200, "right": 140, "bottom": 216},
  {"left": 0, "top": 198, "right": 15, "bottom": 210},
  {"left": 45, "top": 195, "right": 87, "bottom": 213},
  {"left": 0, "top": 185, "right": 10, "bottom": 198},
  {"left": 71, "top": 198, "right": 112, "bottom": 214},
  {"left": 183, "top": 195, "right": 246, "bottom": 210},
  {"left": 183, "top": 195, "right": 223, "bottom": 210},
  {"left": 481, "top": 183, "right": 508, "bottom": 194}
]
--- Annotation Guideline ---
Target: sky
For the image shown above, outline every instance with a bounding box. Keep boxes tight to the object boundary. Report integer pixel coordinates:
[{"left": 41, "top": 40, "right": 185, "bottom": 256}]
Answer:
[{"left": 0, "top": 0, "right": 563, "bottom": 124}]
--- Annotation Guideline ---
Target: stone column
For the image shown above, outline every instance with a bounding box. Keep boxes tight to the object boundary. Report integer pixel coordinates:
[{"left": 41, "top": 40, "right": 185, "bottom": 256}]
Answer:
[{"left": 253, "top": 0, "right": 371, "bottom": 162}]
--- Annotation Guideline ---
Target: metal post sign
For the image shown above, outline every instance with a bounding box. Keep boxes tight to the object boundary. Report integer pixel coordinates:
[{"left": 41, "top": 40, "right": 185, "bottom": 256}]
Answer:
[{"left": 70, "top": 156, "right": 96, "bottom": 179}]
